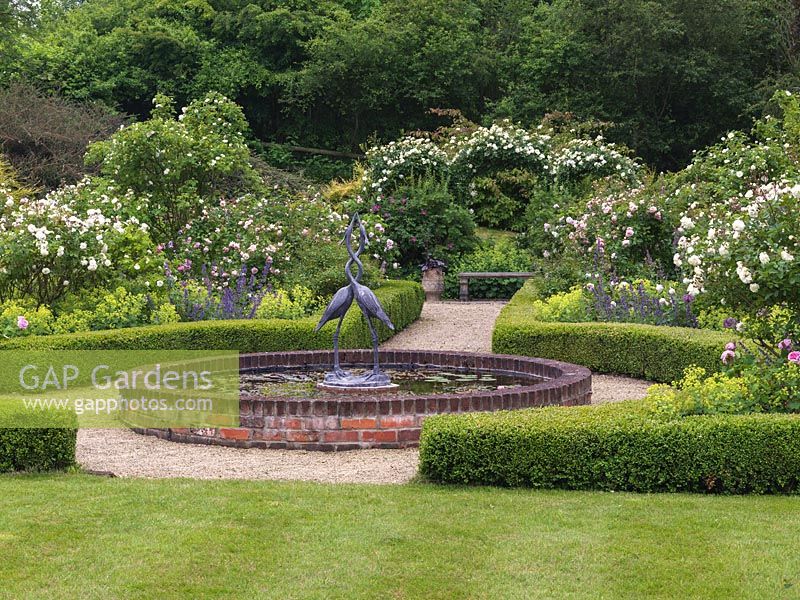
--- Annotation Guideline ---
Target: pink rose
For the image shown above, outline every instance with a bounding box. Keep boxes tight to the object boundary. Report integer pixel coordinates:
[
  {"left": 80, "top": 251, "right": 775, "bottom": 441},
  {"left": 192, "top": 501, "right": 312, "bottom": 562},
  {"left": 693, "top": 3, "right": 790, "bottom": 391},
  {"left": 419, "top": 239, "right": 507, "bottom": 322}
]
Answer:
[
  {"left": 16, "top": 315, "right": 28, "bottom": 330},
  {"left": 725, "top": 342, "right": 736, "bottom": 351},
  {"left": 721, "top": 349, "right": 736, "bottom": 365},
  {"left": 788, "top": 351, "right": 800, "bottom": 364}
]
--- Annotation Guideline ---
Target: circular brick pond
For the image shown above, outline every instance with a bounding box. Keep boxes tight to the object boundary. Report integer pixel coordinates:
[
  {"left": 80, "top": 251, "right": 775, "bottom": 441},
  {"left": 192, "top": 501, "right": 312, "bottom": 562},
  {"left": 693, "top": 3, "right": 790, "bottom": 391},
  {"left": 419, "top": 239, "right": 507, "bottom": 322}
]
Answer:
[{"left": 135, "top": 349, "right": 592, "bottom": 451}]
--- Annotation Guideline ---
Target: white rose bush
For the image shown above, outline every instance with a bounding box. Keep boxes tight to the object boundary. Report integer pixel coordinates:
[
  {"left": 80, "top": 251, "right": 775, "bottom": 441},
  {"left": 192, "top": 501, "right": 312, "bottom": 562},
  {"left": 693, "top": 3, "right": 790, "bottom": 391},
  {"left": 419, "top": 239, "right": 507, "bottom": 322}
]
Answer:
[
  {"left": 675, "top": 181, "right": 800, "bottom": 315},
  {"left": 0, "top": 180, "right": 151, "bottom": 306}
]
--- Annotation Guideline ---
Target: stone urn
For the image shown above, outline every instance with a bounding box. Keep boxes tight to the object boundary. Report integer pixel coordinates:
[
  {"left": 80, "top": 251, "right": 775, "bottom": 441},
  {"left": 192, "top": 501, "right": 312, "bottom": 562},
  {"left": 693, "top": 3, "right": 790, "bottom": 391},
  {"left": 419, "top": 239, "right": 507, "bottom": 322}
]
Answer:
[{"left": 421, "top": 261, "right": 446, "bottom": 302}]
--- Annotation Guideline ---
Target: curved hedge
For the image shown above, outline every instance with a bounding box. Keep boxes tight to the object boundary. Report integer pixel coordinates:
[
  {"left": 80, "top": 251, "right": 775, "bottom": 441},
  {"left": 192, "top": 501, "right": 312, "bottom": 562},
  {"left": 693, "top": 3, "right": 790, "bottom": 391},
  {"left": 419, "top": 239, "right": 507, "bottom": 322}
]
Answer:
[
  {"left": 419, "top": 402, "right": 800, "bottom": 494},
  {"left": 492, "top": 281, "right": 730, "bottom": 383},
  {"left": 0, "top": 280, "right": 424, "bottom": 351}
]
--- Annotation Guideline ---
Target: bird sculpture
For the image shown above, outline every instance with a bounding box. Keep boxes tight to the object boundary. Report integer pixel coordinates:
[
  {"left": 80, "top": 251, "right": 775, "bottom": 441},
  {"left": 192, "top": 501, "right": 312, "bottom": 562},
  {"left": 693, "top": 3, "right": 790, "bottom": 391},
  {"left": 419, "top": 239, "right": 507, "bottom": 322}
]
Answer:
[{"left": 315, "top": 213, "right": 395, "bottom": 386}]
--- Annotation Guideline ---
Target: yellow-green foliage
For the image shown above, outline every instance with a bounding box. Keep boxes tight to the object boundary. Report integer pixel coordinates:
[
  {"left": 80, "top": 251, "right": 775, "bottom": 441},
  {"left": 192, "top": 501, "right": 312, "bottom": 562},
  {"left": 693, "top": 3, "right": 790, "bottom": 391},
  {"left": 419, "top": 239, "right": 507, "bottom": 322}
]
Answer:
[
  {"left": 0, "top": 157, "right": 35, "bottom": 201},
  {"left": 0, "top": 280, "right": 423, "bottom": 351},
  {"left": 150, "top": 302, "right": 180, "bottom": 325},
  {"left": 0, "top": 300, "right": 54, "bottom": 337},
  {"left": 322, "top": 164, "right": 364, "bottom": 209},
  {"left": 646, "top": 367, "right": 752, "bottom": 417},
  {"left": 255, "top": 286, "right": 323, "bottom": 320},
  {"left": 529, "top": 287, "right": 590, "bottom": 322}
]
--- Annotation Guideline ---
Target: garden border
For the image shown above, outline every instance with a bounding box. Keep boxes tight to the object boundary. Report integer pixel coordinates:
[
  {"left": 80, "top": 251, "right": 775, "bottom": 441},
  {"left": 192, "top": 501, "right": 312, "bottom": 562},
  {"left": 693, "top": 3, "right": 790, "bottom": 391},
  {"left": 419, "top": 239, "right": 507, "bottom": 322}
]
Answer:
[
  {"left": 492, "top": 281, "right": 730, "bottom": 383},
  {"left": 0, "top": 280, "right": 424, "bottom": 352}
]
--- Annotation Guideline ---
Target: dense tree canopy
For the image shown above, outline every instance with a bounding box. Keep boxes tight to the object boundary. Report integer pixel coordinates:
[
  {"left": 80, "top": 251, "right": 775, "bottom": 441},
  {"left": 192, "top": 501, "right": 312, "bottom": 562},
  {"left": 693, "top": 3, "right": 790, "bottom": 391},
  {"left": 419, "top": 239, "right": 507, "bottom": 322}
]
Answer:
[{"left": 4, "top": 0, "right": 799, "bottom": 170}]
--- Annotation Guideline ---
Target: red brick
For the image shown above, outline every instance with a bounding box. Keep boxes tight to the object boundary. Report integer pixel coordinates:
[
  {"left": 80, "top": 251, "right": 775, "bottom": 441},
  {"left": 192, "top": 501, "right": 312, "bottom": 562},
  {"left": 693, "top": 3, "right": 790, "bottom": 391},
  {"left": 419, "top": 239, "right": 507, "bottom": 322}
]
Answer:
[
  {"left": 286, "top": 430, "right": 319, "bottom": 443},
  {"left": 252, "top": 429, "right": 283, "bottom": 442},
  {"left": 321, "top": 430, "right": 360, "bottom": 443},
  {"left": 283, "top": 418, "right": 303, "bottom": 430},
  {"left": 361, "top": 430, "right": 398, "bottom": 443},
  {"left": 220, "top": 428, "right": 250, "bottom": 441},
  {"left": 398, "top": 429, "right": 420, "bottom": 442},
  {"left": 341, "top": 418, "right": 377, "bottom": 429},
  {"left": 379, "top": 415, "right": 416, "bottom": 428}
]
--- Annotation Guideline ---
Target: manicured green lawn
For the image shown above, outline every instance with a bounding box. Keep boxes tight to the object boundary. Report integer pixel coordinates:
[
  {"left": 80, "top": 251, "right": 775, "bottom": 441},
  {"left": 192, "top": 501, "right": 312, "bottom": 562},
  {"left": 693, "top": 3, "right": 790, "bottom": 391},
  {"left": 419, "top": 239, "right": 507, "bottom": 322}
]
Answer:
[{"left": 2, "top": 474, "right": 799, "bottom": 599}]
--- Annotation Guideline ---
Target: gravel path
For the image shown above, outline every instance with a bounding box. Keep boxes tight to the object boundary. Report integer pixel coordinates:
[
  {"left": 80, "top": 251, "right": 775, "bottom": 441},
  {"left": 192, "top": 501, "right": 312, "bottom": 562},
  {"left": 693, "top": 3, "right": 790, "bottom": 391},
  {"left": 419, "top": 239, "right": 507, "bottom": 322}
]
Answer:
[
  {"left": 381, "top": 300, "right": 507, "bottom": 353},
  {"left": 77, "top": 300, "right": 653, "bottom": 482},
  {"left": 77, "top": 429, "right": 419, "bottom": 484}
]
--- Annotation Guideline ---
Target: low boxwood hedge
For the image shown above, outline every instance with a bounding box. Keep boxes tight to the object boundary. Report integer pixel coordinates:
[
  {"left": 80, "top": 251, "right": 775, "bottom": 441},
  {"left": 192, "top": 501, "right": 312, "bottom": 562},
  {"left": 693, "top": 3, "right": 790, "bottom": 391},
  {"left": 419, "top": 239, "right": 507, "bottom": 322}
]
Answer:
[
  {"left": 492, "top": 281, "right": 730, "bottom": 383},
  {"left": 0, "top": 405, "right": 77, "bottom": 473},
  {"left": 419, "top": 402, "right": 800, "bottom": 494},
  {"left": 0, "top": 280, "right": 424, "bottom": 351}
]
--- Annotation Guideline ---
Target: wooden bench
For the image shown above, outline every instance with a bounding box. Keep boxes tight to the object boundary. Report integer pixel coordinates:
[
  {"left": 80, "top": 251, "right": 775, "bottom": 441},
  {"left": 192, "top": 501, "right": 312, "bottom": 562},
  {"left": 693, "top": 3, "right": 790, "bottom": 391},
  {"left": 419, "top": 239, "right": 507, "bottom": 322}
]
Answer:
[{"left": 458, "top": 272, "right": 535, "bottom": 301}]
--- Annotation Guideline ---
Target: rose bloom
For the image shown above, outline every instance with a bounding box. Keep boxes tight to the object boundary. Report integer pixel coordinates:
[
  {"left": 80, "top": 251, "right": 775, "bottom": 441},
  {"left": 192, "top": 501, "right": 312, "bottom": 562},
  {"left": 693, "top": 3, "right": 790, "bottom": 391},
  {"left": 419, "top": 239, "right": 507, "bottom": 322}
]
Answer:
[
  {"left": 789, "top": 351, "right": 800, "bottom": 365},
  {"left": 17, "top": 315, "right": 29, "bottom": 330}
]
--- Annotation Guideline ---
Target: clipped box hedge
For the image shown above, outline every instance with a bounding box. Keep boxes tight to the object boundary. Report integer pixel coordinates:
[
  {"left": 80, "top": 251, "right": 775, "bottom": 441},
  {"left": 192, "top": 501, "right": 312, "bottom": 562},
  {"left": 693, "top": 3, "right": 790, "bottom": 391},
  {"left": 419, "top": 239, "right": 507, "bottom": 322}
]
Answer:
[
  {"left": 0, "top": 428, "right": 77, "bottom": 473},
  {"left": 0, "top": 406, "right": 77, "bottom": 473},
  {"left": 492, "top": 281, "right": 730, "bottom": 383},
  {"left": 0, "top": 280, "right": 424, "bottom": 351},
  {"left": 419, "top": 402, "right": 800, "bottom": 494}
]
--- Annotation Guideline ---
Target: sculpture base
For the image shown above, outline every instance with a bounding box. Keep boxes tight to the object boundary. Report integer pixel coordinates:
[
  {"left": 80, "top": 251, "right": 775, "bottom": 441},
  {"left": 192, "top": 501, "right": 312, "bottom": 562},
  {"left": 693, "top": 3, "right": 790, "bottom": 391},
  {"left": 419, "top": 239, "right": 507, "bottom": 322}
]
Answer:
[{"left": 317, "top": 370, "right": 398, "bottom": 391}]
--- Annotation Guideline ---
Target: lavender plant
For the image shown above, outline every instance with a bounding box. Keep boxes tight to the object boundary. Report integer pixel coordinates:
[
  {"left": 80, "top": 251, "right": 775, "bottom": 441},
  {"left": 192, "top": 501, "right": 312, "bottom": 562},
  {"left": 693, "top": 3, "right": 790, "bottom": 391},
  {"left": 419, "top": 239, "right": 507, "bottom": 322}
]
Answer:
[
  {"left": 165, "top": 261, "right": 272, "bottom": 321},
  {"left": 586, "top": 275, "right": 698, "bottom": 328}
]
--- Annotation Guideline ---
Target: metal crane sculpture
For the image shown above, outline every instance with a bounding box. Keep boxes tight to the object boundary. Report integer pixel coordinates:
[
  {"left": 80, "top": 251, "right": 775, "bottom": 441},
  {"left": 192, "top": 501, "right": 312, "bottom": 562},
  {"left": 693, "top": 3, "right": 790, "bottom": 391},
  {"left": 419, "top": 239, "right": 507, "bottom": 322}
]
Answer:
[{"left": 315, "top": 213, "right": 395, "bottom": 388}]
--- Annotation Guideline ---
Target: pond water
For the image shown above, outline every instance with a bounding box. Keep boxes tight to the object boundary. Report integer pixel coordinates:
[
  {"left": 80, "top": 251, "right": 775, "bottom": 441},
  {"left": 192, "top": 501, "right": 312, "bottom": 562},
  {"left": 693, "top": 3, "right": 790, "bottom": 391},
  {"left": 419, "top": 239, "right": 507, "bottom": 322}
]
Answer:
[{"left": 240, "top": 367, "right": 540, "bottom": 399}]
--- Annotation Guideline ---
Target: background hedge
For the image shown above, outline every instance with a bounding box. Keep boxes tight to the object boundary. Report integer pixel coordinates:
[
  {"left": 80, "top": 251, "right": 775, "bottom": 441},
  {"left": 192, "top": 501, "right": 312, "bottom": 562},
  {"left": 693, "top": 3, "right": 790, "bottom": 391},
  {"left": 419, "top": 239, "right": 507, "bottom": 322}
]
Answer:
[
  {"left": 419, "top": 402, "right": 800, "bottom": 494},
  {"left": 0, "top": 280, "right": 424, "bottom": 351},
  {"left": 492, "top": 281, "right": 730, "bottom": 383}
]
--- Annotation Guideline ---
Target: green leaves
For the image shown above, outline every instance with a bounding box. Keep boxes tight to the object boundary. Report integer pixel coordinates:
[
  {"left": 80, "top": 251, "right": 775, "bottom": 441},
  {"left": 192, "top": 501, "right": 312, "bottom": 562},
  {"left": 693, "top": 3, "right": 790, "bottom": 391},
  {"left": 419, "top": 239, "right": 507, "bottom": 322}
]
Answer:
[{"left": 420, "top": 401, "right": 800, "bottom": 493}]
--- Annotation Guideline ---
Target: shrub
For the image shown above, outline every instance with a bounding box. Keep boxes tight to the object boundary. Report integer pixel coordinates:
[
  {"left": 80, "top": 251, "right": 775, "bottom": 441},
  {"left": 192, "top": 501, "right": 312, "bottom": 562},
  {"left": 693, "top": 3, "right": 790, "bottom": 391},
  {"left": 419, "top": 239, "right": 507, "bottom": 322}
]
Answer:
[
  {"left": 0, "top": 404, "right": 77, "bottom": 473},
  {"left": 550, "top": 136, "right": 641, "bottom": 186},
  {"left": 543, "top": 181, "right": 677, "bottom": 279},
  {"left": 419, "top": 401, "right": 800, "bottom": 493},
  {"left": 355, "top": 177, "right": 477, "bottom": 273},
  {"left": 85, "top": 92, "right": 260, "bottom": 241},
  {"left": 0, "top": 82, "right": 125, "bottom": 188},
  {"left": 448, "top": 122, "right": 550, "bottom": 183},
  {"left": 0, "top": 300, "right": 54, "bottom": 337},
  {"left": 526, "top": 287, "right": 591, "bottom": 322},
  {"left": 255, "top": 286, "right": 322, "bottom": 320},
  {"left": 0, "top": 280, "right": 424, "bottom": 351},
  {"left": 493, "top": 281, "right": 729, "bottom": 382},
  {"left": 160, "top": 191, "right": 357, "bottom": 291},
  {"left": 0, "top": 156, "right": 36, "bottom": 201},
  {"left": 0, "top": 179, "right": 153, "bottom": 305},
  {"left": 91, "top": 287, "right": 148, "bottom": 330},
  {"left": 0, "top": 427, "right": 77, "bottom": 473},
  {"left": 51, "top": 310, "right": 93, "bottom": 334},
  {"left": 443, "top": 237, "right": 533, "bottom": 299},
  {"left": 675, "top": 180, "right": 800, "bottom": 314},
  {"left": 361, "top": 136, "right": 449, "bottom": 197}
]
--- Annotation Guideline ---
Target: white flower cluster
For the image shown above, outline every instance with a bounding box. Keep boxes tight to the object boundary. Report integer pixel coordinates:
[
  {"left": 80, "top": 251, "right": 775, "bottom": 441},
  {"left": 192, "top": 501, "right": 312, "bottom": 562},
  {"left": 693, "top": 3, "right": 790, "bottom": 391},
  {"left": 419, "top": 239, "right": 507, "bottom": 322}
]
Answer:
[
  {"left": 675, "top": 181, "right": 800, "bottom": 302},
  {"left": 448, "top": 122, "right": 551, "bottom": 178},
  {"left": 0, "top": 179, "right": 146, "bottom": 303},
  {"left": 550, "top": 136, "right": 641, "bottom": 184},
  {"left": 362, "top": 137, "right": 449, "bottom": 196}
]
